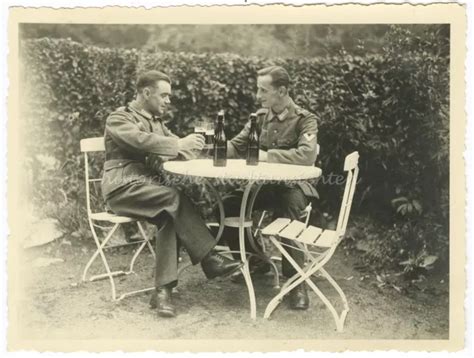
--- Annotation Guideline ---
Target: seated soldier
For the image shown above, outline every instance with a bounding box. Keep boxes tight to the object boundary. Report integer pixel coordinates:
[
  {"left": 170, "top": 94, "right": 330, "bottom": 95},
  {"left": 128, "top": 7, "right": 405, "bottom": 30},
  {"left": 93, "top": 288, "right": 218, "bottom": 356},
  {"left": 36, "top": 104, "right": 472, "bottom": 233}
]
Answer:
[
  {"left": 225, "top": 66, "right": 319, "bottom": 310},
  {"left": 102, "top": 70, "right": 242, "bottom": 318}
]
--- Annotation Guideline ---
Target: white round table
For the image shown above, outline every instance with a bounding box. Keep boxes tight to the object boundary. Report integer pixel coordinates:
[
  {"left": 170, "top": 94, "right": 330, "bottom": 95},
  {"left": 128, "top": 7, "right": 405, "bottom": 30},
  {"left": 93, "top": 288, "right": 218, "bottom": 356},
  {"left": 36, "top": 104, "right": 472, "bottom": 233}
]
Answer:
[
  {"left": 163, "top": 159, "right": 322, "bottom": 319},
  {"left": 164, "top": 158, "right": 322, "bottom": 181}
]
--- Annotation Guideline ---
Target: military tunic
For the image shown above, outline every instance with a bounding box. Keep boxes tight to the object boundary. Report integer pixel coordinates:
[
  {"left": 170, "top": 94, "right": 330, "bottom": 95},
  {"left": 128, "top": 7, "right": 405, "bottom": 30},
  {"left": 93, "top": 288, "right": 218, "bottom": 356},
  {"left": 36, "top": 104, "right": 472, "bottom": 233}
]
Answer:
[
  {"left": 101, "top": 101, "right": 216, "bottom": 288},
  {"left": 102, "top": 102, "right": 194, "bottom": 200},
  {"left": 228, "top": 98, "right": 319, "bottom": 198}
]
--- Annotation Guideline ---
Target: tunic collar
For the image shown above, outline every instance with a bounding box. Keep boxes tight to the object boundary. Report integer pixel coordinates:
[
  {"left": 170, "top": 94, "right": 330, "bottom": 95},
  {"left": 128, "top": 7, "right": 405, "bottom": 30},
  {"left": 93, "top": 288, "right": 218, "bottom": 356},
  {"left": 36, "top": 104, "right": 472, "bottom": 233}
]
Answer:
[
  {"left": 128, "top": 101, "right": 160, "bottom": 121},
  {"left": 268, "top": 98, "right": 296, "bottom": 122}
]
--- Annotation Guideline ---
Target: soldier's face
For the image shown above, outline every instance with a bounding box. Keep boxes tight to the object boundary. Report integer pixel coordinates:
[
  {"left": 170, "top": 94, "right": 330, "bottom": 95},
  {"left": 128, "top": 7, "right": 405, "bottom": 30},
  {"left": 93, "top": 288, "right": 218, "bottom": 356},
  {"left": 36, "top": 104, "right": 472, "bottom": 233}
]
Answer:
[
  {"left": 256, "top": 75, "right": 283, "bottom": 109},
  {"left": 144, "top": 80, "right": 171, "bottom": 115}
]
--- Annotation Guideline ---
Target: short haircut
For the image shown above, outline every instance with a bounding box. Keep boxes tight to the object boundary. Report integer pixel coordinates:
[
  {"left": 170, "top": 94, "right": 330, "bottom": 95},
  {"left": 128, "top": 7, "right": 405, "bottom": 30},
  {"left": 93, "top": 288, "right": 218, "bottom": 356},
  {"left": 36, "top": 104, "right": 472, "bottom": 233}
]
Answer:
[
  {"left": 257, "top": 66, "right": 291, "bottom": 89},
  {"left": 136, "top": 70, "right": 171, "bottom": 92}
]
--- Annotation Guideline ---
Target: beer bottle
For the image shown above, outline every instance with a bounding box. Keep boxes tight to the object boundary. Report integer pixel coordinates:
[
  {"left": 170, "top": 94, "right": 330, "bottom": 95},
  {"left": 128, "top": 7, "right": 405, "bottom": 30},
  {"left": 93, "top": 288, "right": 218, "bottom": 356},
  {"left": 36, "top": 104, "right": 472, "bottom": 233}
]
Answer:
[
  {"left": 213, "top": 110, "right": 227, "bottom": 167},
  {"left": 246, "top": 113, "right": 259, "bottom": 166}
]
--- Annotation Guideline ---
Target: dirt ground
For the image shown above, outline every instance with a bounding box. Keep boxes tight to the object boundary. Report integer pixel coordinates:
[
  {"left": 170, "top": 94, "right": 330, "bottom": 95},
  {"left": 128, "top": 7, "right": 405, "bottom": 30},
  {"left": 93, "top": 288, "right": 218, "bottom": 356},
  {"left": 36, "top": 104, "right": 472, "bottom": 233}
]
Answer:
[{"left": 12, "top": 238, "right": 449, "bottom": 342}]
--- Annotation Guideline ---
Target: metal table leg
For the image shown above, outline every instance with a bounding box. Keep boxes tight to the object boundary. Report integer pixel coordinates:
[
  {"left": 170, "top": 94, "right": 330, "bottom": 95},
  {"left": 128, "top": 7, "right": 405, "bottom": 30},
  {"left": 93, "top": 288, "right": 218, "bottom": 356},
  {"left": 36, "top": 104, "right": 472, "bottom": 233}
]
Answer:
[
  {"left": 199, "top": 179, "right": 274, "bottom": 319},
  {"left": 245, "top": 184, "right": 281, "bottom": 289},
  {"left": 239, "top": 181, "right": 257, "bottom": 319}
]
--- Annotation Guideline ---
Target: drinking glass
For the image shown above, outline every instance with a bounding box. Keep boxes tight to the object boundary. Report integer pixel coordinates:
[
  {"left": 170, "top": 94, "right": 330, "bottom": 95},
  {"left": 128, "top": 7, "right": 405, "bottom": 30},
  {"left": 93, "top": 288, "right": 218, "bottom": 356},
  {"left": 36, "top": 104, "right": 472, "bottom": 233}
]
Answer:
[
  {"left": 204, "top": 121, "right": 215, "bottom": 152},
  {"left": 194, "top": 120, "right": 206, "bottom": 138}
]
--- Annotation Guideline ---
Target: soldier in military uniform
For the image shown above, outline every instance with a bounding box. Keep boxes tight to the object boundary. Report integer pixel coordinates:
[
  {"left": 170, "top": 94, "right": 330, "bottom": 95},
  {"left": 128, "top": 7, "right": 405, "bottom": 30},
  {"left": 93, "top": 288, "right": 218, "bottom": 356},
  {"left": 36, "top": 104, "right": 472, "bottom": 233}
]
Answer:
[
  {"left": 225, "top": 66, "right": 319, "bottom": 310},
  {"left": 101, "top": 70, "right": 241, "bottom": 318}
]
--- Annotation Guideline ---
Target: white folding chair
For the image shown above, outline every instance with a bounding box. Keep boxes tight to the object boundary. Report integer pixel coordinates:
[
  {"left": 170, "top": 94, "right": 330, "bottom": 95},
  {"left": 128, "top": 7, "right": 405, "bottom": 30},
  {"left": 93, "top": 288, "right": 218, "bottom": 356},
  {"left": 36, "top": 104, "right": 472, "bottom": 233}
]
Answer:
[
  {"left": 80, "top": 137, "right": 156, "bottom": 301},
  {"left": 261, "top": 151, "right": 359, "bottom": 332}
]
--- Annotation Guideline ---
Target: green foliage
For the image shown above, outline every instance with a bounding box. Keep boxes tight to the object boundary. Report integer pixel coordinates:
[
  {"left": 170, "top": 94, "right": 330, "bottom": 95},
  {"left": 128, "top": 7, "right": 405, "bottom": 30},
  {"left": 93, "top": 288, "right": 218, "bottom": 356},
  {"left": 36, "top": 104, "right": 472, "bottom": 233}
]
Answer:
[{"left": 20, "top": 25, "right": 449, "bottom": 274}]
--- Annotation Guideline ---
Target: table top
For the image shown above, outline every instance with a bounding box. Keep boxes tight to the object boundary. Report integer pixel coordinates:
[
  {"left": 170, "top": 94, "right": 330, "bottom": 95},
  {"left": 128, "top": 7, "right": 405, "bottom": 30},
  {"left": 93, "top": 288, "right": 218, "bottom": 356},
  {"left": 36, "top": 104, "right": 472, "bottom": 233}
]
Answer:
[{"left": 163, "top": 159, "right": 322, "bottom": 181}]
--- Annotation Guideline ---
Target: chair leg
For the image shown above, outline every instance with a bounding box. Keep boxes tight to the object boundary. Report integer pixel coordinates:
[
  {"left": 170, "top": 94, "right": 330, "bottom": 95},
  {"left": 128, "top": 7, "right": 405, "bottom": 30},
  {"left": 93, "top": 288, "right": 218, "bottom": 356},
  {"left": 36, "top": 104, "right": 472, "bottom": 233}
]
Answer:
[
  {"left": 269, "top": 259, "right": 281, "bottom": 289},
  {"left": 265, "top": 237, "right": 349, "bottom": 332},
  {"left": 83, "top": 220, "right": 157, "bottom": 302},
  {"left": 82, "top": 221, "right": 120, "bottom": 300},
  {"left": 121, "top": 222, "right": 156, "bottom": 300},
  {"left": 249, "top": 231, "right": 281, "bottom": 289},
  {"left": 264, "top": 271, "right": 302, "bottom": 319},
  {"left": 128, "top": 240, "right": 149, "bottom": 273},
  {"left": 116, "top": 286, "right": 155, "bottom": 301},
  {"left": 128, "top": 221, "right": 154, "bottom": 273},
  {"left": 264, "top": 237, "right": 305, "bottom": 318},
  {"left": 319, "top": 267, "right": 350, "bottom": 332},
  {"left": 136, "top": 221, "right": 156, "bottom": 259}
]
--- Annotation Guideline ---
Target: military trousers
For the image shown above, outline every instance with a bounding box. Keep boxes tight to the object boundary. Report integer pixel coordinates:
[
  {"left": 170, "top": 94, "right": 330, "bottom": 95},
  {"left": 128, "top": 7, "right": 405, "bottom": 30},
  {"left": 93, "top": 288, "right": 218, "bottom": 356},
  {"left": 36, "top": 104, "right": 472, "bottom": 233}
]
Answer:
[
  {"left": 106, "top": 181, "right": 216, "bottom": 288},
  {"left": 219, "top": 184, "right": 307, "bottom": 278}
]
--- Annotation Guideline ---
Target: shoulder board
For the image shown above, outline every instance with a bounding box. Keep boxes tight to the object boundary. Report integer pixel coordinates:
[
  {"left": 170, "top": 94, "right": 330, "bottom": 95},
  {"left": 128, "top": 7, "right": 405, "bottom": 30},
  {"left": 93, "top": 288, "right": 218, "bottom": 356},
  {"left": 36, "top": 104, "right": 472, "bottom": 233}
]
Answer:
[
  {"left": 112, "top": 106, "right": 142, "bottom": 124},
  {"left": 294, "top": 105, "right": 305, "bottom": 115},
  {"left": 295, "top": 106, "right": 314, "bottom": 119},
  {"left": 114, "top": 106, "right": 128, "bottom": 114}
]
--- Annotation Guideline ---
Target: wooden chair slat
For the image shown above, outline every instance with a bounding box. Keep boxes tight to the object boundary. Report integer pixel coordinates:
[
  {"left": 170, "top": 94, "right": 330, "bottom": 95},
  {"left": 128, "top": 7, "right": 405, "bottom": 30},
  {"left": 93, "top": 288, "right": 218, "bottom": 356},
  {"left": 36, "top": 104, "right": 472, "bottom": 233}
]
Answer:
[
  {"left": 279, "top": 220, "right": 306, "bottom": 240},
  {"left": 261, "top": 218, "right": 292, "bottom": 236},
  {"left": 314, "top": 230, "right": 338, "bottom": 248},
  {"left": 297, "top": 225, "right": 323, "bottom": 244}
]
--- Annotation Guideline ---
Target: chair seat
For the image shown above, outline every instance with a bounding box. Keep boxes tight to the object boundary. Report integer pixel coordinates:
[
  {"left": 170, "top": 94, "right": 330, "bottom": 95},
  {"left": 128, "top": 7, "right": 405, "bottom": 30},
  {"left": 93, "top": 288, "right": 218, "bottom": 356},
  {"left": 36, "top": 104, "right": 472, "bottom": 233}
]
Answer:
[
  {"left": 90, "top": 212, "right": 137, "bottom": 224},
  {"left": 261, "top": 218, "right": 291, "bottom": 236},
  {"left": 262, "top": 219, "right": 340, "bottom": 248},
  {"left": 278, "top": 220, "right": 306, "bottom": 240}
]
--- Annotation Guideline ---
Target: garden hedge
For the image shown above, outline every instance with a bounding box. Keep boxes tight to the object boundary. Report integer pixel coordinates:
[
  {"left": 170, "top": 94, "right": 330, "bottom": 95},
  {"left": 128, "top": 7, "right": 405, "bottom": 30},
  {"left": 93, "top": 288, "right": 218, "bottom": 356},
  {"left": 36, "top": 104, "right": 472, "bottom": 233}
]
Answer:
[{"left": 20, "top": 25, "right": 449, "bottom": 272}]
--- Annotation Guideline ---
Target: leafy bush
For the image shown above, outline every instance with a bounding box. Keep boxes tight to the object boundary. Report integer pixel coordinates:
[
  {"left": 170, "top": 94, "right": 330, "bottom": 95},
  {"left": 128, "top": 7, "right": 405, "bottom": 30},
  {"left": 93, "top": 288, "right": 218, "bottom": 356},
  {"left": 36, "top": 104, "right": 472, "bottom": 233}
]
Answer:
[{"left": 20, "top": 25, "right": 449, "bottom": 274}]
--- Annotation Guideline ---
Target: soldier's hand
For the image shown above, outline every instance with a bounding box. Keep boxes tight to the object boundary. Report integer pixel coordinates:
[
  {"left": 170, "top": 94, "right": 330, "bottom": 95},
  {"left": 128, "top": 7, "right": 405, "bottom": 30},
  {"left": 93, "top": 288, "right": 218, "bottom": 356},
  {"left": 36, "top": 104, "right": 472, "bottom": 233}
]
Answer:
[
  {"left": 178, "top": 133, "right": 205, "bottom": 152},
  {"left": 259, "top": 150, "right": 268, "bottom": 162}
]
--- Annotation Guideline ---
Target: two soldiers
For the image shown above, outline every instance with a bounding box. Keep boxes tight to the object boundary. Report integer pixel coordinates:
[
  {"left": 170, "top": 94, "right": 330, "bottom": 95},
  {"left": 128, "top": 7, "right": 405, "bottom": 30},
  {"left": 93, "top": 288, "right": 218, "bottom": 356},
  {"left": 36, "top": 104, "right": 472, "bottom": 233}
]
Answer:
[{"left": 101, "top": 66, "right": 319, "bottom": 318}]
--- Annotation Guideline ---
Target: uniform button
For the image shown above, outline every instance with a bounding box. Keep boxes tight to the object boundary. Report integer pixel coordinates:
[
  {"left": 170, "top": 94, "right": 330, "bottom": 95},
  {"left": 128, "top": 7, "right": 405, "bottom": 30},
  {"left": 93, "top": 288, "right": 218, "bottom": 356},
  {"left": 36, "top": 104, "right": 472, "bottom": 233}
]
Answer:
[
  {"left": 272, "top": 142, "right": 276, "bottom": 146},
  {"left": 273, "top": 129, "right": 278, "bottom": 133}
]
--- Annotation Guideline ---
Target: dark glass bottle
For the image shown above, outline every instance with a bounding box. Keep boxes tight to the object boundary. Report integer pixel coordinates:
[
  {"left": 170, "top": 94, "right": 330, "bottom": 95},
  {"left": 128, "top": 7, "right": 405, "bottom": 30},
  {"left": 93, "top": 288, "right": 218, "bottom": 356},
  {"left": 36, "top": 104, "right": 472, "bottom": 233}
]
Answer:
[
  {"left": 246, "top": 113, "right": 259, "bottom": 166},
  {"left": 213, "top": 110, "right": 227, "bottom": 167}
]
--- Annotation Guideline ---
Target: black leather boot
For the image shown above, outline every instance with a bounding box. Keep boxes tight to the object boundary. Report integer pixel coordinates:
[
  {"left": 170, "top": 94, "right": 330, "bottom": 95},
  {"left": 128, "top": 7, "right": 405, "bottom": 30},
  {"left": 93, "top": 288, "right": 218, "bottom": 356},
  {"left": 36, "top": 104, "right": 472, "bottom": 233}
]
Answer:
[
  {"left": 201, "top": 251, "right": 242, "bottom": 279},
  {"left": 151, "top": 287, "right": 176, "bottom": 318},
  {"left": 289, "top": 283, "right": 309, "bottom": 310}
]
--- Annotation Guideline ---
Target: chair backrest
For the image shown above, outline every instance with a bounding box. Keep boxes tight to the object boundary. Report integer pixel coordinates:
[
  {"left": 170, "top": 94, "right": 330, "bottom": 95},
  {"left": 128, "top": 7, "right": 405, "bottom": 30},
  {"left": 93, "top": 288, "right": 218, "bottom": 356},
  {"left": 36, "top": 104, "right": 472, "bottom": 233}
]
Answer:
[
  {"left": 335, "top": 151, "right": 359, "bottom": 236},
  {"left": 80, "top": 137, "right": 105, "bottom": 152},
  {"left": 80, "top": 137, "right": 105, "bottom": 215}
]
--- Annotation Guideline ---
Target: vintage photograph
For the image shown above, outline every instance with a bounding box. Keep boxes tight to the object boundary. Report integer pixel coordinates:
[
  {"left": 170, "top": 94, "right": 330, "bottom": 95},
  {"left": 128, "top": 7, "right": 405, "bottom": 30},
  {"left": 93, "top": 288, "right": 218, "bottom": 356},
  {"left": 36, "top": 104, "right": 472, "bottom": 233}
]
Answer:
[{"left": 6, "top": 4, "right": 466, "bottom": 352}]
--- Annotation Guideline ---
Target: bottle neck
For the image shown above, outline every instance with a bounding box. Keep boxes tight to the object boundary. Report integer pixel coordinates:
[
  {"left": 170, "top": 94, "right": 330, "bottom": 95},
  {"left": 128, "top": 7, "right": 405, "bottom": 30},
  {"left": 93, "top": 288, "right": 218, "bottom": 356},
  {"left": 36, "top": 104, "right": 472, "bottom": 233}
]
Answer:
[{"left": 249, "top": 119, "right": 257, "bottom": 131}]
